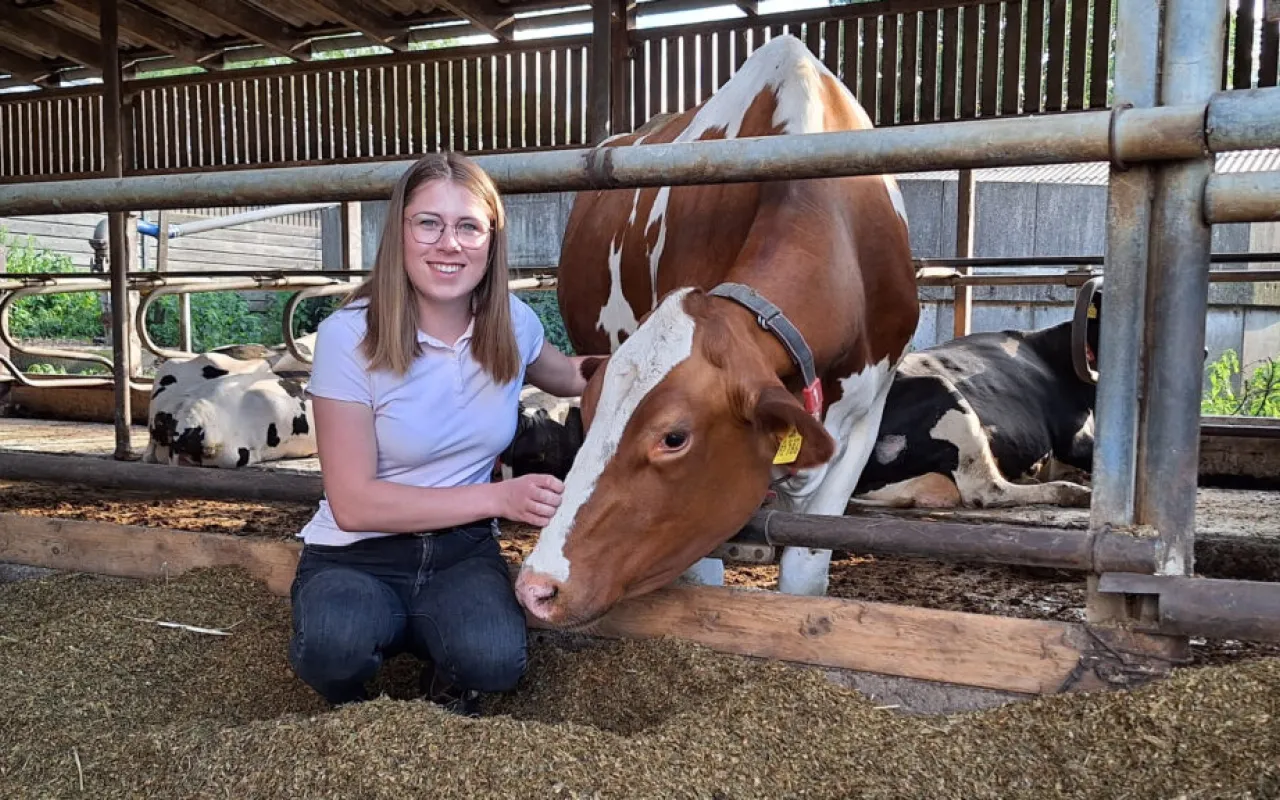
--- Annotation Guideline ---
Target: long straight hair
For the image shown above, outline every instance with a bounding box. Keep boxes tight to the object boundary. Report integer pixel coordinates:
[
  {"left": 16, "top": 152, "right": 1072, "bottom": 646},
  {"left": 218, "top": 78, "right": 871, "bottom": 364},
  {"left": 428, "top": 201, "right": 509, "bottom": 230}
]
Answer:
[{"left": 347, "top": 152, "right": 519, "bottom": 383}]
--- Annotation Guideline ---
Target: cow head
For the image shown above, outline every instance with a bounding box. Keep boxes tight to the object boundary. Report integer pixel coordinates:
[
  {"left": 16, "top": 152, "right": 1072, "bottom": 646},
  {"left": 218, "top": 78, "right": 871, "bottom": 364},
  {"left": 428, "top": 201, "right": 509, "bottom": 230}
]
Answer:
[
  {"left": 500, "top": 403, "right": 585, "bottom": 481},
  {"left": 515, "top": 288, "right": 834, "bottom": 628}
]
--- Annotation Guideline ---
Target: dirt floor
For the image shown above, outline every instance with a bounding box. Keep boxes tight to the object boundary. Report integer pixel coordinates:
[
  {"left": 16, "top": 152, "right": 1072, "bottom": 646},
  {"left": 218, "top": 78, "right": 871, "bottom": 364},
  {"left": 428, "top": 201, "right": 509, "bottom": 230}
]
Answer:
[{"left": 2, "top": 477, "right": 1278, "bottom": 671}]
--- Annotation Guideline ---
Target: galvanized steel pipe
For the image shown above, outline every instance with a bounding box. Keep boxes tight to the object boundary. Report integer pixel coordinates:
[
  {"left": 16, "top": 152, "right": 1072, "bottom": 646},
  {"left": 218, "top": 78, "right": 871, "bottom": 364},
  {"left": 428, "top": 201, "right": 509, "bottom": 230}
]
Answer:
[
  {"left": 1204, "top": 170, "right": 1280, "bottom": 223},
  {"left": 1, "top": 96, "right": 1276, "bottom": 216}
]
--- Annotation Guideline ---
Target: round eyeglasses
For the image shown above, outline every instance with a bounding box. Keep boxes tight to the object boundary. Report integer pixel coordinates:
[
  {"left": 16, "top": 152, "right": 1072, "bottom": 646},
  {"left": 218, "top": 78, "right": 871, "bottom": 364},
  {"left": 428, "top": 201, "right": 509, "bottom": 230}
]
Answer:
[{"left": 405, "top": 213, "right": 491, "bottom": 249}]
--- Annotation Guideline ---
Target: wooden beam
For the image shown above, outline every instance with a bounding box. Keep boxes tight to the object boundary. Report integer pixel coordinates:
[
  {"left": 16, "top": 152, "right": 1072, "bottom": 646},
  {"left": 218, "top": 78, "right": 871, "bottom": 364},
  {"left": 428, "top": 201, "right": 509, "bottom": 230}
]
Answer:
[
  {"left": 289, "top": 0, "right": 409, "bottom": 52},
  {"left": 431, "top": 0, "right": 515, "bottom": 41},
  {"left": 0, "top": 512, "right": 1183, "bottom": 695},
  {"left": 589, "top": 0, "right": 613, "bottom": 142},
  {"left": 54, "top": 0, "right": 217, "bottom": 70},
  {"left": 158, "top": 0, "right": 311, "bottom": 62},
  {"left": 0, "top": 43, "right": 53, "bottom": 82},
  {"left": 0, "top": 2, "right": 104, "bottom": 70},
  {"left": 735, "top": 0, "right": 759, "bottom": 15}
]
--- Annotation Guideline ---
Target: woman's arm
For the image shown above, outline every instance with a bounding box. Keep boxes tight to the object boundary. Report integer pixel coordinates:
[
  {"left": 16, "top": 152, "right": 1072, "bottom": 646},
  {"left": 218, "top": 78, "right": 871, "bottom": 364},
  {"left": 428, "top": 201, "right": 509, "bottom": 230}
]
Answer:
[
  {"left": 526, "top": 341, "right": 590, "bottom": 397},
  {"left": 315, "top": 397, "right": 564, "bottom": 532}
]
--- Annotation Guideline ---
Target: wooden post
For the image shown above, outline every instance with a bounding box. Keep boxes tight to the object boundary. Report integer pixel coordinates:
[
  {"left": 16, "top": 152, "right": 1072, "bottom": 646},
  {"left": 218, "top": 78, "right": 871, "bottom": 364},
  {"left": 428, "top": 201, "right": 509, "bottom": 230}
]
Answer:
[
  {"left": 101, "top": 0, "right": 133, "bottom": 460},
  {"left": 952, "top": 168, "right": 976, "bottom": 339},
  {"left": 340, "top": 201, "right": 362, "bottom": 272},
  {"left": 588, "top": 0, "right": 614, "bottom": 143}
]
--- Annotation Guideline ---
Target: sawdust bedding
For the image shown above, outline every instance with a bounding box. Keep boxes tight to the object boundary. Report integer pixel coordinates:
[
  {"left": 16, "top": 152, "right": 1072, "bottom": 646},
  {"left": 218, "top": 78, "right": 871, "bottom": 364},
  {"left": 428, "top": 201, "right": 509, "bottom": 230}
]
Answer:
[
  {"left": 3, "top": 478, "right": 1279, "bottom": 669},
  {"left": 0, "top": 568, "right": 1277, "bottom": 799}
]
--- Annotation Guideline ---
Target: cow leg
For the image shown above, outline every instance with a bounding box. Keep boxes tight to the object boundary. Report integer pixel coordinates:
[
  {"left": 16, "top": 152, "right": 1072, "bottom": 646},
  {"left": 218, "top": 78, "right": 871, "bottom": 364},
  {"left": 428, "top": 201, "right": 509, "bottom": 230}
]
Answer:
[
  {"left": 850, "top": 472, "right": 963, "bottom": 508},
  {"left": 935, "top": 407, "right": 1092, "bottom": 508},
  {"left": 776, "top": 367, "right": 895, "bottom": 596}
]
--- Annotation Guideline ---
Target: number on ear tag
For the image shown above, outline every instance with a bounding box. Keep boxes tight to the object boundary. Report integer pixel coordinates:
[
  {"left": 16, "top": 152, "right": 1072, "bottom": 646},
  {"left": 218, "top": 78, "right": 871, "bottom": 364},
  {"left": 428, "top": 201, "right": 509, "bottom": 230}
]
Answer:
[{"left": 773, "top": 427, "right": 803, "bottom": 465}]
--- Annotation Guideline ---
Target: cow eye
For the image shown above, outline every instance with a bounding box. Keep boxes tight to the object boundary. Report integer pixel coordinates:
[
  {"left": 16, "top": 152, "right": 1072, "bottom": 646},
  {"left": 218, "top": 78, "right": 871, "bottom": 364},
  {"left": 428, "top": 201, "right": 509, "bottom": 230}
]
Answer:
[{"left": 661, "top": 431, "right": 688, "bottom": 450}]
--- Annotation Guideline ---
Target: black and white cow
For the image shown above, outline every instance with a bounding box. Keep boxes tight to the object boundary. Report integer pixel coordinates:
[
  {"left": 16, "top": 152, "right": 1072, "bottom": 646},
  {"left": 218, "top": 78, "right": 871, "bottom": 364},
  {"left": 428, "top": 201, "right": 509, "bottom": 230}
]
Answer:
[
  {"left": 852, "top": 291, "right": 1102, "bottom": 509},
  {"left": 143, "top": 334, "right": 318, "bottom": 468},
  {"left": 496, "top": 386, "right": 584, "bottom": 481}
]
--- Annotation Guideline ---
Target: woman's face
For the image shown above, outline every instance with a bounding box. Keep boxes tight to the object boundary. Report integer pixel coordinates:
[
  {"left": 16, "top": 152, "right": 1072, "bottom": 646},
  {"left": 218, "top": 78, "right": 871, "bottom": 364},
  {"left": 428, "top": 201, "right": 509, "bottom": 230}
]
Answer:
[{"left": 402, "top": 178, "right": 493, "bottom": 311}]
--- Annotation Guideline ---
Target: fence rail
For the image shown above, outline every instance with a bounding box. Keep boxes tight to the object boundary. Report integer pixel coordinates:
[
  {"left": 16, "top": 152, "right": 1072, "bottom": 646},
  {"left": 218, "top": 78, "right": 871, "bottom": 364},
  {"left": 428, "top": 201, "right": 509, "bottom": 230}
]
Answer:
[{"left": 1, "top": 1, "right": 1277, "bottom": 183}]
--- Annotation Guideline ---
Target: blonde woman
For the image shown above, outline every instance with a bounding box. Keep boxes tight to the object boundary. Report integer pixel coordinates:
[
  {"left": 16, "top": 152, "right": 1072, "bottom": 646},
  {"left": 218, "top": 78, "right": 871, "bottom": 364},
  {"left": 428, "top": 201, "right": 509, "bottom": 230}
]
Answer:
[{"left": 289, "top": 152, "right": 587, "bottom": 714}]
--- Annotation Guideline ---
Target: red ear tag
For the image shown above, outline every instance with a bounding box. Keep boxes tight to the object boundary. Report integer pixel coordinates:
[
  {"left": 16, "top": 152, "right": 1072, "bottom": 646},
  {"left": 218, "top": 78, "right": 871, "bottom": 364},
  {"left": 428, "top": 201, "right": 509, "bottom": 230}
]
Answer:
[{"left": 802, "top": 379, "right": 824, "bottom": 419}]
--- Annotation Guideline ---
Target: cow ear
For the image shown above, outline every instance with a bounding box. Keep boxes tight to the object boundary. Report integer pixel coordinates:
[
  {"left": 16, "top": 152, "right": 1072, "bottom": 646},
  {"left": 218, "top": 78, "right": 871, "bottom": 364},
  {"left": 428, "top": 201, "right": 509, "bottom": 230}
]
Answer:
[
  {"left": 579, "top": 356, "right": 608, "bottom": 384},
  {"left": 751, "top": 385, "right": 835, "bottom": 470}
]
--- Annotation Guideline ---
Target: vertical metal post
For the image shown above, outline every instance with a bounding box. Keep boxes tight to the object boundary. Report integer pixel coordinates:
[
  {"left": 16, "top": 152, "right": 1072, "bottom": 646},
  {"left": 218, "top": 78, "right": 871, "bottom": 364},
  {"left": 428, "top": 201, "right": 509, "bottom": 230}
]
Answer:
[
  {"left": 1090, "top": 0, "right": 1160, "bottom": 531},
  {"left": 101, "top": 0, "right": 132, "bottom": 459},
  {"left": 1136, "top": 0, "right": 1227, "bottom": 576},
  {"left": 589, "top": 0, "right": 614, "bottom": 143},
  {"left": 952, "top": 168, "right": 976, "bottom": 339}
]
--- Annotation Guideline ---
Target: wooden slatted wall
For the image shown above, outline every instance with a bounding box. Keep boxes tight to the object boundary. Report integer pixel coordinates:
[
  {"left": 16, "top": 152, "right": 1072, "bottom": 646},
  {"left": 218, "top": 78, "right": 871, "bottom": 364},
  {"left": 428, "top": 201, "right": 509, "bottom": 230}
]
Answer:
[{"left": 0, "top": 1, "right": 1276, "bottom": 183}]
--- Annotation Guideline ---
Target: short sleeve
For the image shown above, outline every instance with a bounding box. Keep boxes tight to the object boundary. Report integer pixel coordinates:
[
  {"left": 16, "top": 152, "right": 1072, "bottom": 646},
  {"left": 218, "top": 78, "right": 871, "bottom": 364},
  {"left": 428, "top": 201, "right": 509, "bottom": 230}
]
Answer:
[
  {"left": 305, "top": 308, "right": 374, "bottom": 407},
  {"left": 510, "top": 294, "right": 547, "bottom": 369}
]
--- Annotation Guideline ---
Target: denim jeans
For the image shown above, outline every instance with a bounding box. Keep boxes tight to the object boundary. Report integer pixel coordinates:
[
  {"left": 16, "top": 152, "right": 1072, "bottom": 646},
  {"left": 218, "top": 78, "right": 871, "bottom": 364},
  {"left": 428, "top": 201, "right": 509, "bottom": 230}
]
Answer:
[{"left": 288, "top": 520, "right": 527, "bottom": 706}]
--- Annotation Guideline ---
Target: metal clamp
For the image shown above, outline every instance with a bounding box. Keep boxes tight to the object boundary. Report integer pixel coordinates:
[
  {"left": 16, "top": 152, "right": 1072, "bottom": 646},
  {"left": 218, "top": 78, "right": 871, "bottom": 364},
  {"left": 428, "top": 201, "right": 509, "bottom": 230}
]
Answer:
[{"left": 1108, "top": 103, "right": 1133, "bottom": 172}]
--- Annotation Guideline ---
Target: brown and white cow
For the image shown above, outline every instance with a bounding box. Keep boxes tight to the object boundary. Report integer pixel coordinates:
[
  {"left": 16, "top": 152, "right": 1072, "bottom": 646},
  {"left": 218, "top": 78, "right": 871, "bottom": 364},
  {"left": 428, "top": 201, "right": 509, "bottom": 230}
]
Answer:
[
  {"left": 516, "top": 35, "right": 919, "bottom": 628},
  {"left": 143, "top": 334, "right": 318, "bottom": 468}
]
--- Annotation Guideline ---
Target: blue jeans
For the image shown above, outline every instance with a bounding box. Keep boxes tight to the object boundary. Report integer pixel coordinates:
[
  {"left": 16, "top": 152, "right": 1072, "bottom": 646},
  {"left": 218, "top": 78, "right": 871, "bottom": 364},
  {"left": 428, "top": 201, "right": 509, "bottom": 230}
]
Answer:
[{"left": 288, "top": 520, "right": 527, "bottom": 706}]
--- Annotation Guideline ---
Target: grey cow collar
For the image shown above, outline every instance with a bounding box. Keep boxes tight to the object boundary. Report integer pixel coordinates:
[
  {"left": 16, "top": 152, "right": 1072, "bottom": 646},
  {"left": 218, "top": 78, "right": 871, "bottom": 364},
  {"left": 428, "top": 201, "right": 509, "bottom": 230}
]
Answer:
[{"left": 707, "top": 282, "right": 823, "bottom": 418}]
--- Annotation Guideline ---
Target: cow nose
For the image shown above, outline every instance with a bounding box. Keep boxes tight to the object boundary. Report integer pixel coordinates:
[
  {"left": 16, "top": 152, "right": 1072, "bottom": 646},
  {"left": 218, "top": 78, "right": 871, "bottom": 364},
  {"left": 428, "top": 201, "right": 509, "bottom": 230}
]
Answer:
[{"left": 515, "top": 570, "right": 561, "bottom": 621}]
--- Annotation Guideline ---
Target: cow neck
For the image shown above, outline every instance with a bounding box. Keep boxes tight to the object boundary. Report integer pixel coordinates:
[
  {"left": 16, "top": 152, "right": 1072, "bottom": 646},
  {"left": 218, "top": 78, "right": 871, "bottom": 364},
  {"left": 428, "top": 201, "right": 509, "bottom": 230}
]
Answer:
[{"left": 707, "top": 282, "right": 823, "bottom": 418}]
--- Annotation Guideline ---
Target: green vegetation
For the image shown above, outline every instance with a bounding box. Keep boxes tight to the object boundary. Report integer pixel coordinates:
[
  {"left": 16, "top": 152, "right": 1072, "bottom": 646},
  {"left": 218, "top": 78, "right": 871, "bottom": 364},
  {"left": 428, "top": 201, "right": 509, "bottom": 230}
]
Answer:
[
  {"left": 3, "top": 233, "right": 104, "bottom": 341},
  {"left": 1201, "top": 350, "right": 1280, "bottom": 419},
  {"left": 518, "top": 289, "right": 574, "bottom": 356}
]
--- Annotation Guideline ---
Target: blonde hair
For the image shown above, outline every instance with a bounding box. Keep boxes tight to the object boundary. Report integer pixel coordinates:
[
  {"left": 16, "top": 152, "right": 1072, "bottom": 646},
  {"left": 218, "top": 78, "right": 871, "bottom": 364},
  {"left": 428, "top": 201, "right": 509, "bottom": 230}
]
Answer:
[{"left": 347, "top": 152, "right": 519, "bottom": 383}]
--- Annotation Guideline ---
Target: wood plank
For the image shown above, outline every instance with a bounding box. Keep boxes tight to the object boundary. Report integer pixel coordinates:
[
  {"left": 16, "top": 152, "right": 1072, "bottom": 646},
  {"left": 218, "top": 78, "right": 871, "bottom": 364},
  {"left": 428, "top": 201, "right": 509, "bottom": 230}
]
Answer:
[
  {"left": 804, "top": 18, "right": 821, "bottom": 55},
  {"left": 286, "top": 76, "right": 301, "bottom": 164},
  {"left": 665, "top": 36, "right": 679, "bottom": 113},
  {"left": 700, "top": 32, "right": 715, "bottom": 104},
  {"left": 1089, "top": 0, "right": 1111, "bottom": 107},
  {"left": 524, "top": 53, "right": 538, "bottom": 146},
  {"left": 496, "top": 55, "right": 510, "bottom": 150},
  {"left": 980, "top": 2, "right": 1000, "bottom": 116},
  {"left": 682, "top": 34, "right": 697, "bottom": 111},
  {"left": 468, "top": 56, "right": 482, "bottom": 150},
  {"left": 919, "top": 10, "right": 938, "bottom": 121},
  {"left": 343, "top": 69, "right": 358, "bottom": 160},
  {"left": 426, "top": 61, "right": 440, "bottom": 152},
  {"left": 570, "top": 46, "right": 585, "bottom": 145},
  {"left": 879, "top": 13, "right": 899, "bottom": 125},
  {"left": 480, "top": 56, "right": 494, "bottom": 150},
  {"left": 940, "top": 7, "right": 958, "bottom": 119},
  {"left": 552, "top": 48, "right": 566, "bottom": 145},
  {"left": 510, "top": 53, "right": 524, "bottom": 149},
  {"left": 959, "top": 4, "right": 978, "bottom": 118},
  {"left": 631, "top": 40, "right": 647, "bottom": 130},
  {"left": 1234, "top": 0, "right": 1256, "bottom": 89},
  {"left": 202, "top": 83, "right": 217, "bottom": 168},
  {"left": 1024, "top": 0, "right": 1045, "bottom": 113},
  {"left": 369, "top": 67, "right": 385, "bottom": 158},
  {"left": 1044, "top": 0, "right": 1067, "bottom": 112},
  {"left": 1065, "top": 0, "right": 1088, "bottom": 109},
  {"left": 1261, "top": 20, "right": 1279, "bottom": 88},
  {"left": 259, "top": 77, "right": 273, "bottom": 164},
  {"left": 822, "top": 18, "right": 840, "bottom": 77},
  {"left": 451, "top": 59, "right": 467, "bottom": 151},
  {"left": 538, "top": 50, "right": 552, "bottom": 147},
  {"left": 734, "top": 27, "right": 750, "bottom": 73},
  {"left": 861, "top": 16, "right": 880, "bottom": 122},
  {"left": 900, "top": 12, "right": 918, "bottom": 123},
  {"left": 0, "top": 512, "right": 1182, "bottom": 695},
  {"left": 1002, "top": 0, "right": 1023, "bottom": 115}
]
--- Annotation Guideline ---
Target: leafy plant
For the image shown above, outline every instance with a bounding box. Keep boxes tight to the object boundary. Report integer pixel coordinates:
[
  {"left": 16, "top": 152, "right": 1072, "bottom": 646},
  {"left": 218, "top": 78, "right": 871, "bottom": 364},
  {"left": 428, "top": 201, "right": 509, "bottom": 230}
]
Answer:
[
  {"left": 517, "top": 289, "right": 574, "bottom": 356},
  {"left": 1202, "top": 349, "right": 1280, "bottom": 418},
  {"left": 2, "top": 232, "right": 104, "bottom": 341}
]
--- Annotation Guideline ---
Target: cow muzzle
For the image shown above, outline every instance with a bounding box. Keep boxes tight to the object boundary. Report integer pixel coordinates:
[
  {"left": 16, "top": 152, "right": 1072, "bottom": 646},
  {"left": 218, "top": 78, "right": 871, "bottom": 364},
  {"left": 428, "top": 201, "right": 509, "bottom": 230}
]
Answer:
[{"left": 514, "top": 569, "right": 609, "bottom": 630}]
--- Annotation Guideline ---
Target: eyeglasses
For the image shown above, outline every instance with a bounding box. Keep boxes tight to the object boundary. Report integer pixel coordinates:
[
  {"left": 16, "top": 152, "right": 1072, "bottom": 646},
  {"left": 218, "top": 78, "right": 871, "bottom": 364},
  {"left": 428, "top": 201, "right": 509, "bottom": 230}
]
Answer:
[{"left": 405, "top": 213, "right": 491, "bottom": 249}]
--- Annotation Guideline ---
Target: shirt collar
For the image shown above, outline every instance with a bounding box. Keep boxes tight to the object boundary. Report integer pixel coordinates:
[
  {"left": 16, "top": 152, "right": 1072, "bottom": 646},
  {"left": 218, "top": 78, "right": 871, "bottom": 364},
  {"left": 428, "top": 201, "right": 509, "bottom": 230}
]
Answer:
[{"left": 417, "top": 316, "right": 475, "bottom": 350}]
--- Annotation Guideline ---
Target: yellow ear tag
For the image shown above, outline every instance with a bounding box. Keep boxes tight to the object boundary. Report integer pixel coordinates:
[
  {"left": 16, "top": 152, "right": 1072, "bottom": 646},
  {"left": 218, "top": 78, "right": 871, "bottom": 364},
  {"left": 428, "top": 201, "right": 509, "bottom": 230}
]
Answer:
[
  {"left": 773, "top": 427, "right": 803, "bottom": 465},
  {"left": 1087, "top": 304, "right": 1098, "bottom": 319}
]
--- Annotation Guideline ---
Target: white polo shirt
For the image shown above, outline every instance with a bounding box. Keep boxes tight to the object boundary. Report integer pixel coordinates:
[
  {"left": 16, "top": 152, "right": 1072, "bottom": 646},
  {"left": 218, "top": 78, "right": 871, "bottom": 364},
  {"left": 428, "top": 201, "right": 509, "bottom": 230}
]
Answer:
[{"left": 298, "top": 295, "right": 546, "bottom": 546}]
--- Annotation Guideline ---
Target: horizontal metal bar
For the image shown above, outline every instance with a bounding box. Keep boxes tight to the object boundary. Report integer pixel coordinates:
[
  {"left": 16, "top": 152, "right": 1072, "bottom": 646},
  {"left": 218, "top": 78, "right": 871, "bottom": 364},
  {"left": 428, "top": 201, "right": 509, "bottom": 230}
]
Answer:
[
  {"left": 1205, "top": 170, "right": 1280, "bottom": 223},
  {"left": 1097, "top": 572, "right": 1280, "bottom": 643},
  {"left": 1205, "top": 87, "right": 1280, "bottom": 152},
  {"left": 3, "top": 94, "right": 1275, "bottom": 215},
  {"left": 733, "top": 509, "right": 1161, "bottom": 573}
]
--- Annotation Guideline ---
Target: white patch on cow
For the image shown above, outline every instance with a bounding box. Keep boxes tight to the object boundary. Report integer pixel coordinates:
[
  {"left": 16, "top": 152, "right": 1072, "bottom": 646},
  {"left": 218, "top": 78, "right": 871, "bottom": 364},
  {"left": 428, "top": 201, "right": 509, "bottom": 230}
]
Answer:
[
  {"left": 523, "top": 289, "right": 698, "bottom": 582},
  {"left": 645, "top": 187, "right": 671, "bottom": 309},
  {"left": 883, "top": 175, "right": 909, "bottom": 227},
  {"left": 598, "top": 220, "right": 642, "bottom": 352},
  {"left": 874, "top": 434, "right": 907, "bottom": 465},
  {"left": 1073, "top": 412, "right": 1095, "bottom": 449},
  {"left": 773, "top": 357, "right": 895, "bottom": 596},
  {"left": 1000, "top": 337, "right": 1020, "bottom": 358}
]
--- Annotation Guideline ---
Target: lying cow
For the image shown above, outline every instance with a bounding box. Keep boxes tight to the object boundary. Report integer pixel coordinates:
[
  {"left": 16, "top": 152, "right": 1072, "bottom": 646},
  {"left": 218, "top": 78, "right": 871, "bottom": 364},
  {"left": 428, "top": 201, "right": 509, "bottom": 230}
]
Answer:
[
  {"left": 496, "top": 386, "right": 584, "bottom": 481},
  {"left": 853, "top": 294, "right": 1101, "bottom": 508},
  {"left": 143, "top": 334, "right": 318, "bottom": 468}
]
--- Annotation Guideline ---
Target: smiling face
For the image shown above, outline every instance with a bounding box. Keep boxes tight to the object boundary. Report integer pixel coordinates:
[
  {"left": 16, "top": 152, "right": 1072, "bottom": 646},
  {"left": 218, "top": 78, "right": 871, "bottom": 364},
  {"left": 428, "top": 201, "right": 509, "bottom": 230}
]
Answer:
[{"left": 402, "top": 178, "right": 493, "bottom": 313}]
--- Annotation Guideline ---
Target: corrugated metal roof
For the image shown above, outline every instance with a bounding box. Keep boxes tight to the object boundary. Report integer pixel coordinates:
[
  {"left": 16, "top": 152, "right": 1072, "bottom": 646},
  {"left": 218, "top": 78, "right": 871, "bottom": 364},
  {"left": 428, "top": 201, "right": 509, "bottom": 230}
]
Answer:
[{"left": 896, "top": 149, "right": 1280, "bottom": 185}]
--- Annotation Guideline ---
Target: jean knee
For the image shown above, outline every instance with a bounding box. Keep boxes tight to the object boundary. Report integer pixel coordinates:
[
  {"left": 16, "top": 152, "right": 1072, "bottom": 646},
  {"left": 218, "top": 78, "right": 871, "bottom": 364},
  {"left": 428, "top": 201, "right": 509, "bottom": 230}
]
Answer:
[
  {"left": 449, "top": 627, "right": 527, "bottom": 693},
  {"left": 290, "top": 569, "right": 400, "bottom": 689}
]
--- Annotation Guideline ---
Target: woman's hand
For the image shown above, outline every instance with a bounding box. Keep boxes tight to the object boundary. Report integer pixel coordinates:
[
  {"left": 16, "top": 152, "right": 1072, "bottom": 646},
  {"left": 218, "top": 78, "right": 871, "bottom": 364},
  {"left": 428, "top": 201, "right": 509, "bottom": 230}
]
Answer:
[{"left": 495, "top": 473, "right": 565, "bottom": 527}]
